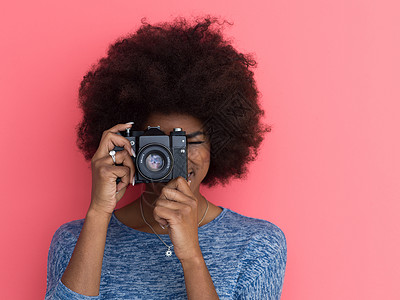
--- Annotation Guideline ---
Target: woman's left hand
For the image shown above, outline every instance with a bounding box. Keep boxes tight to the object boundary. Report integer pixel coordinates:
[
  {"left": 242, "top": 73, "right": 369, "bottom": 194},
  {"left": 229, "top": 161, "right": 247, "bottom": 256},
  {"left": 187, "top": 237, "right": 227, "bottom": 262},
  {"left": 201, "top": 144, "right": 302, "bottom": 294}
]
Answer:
[{"left": 153, "top": 176, "right": 202, "bottom": 262}]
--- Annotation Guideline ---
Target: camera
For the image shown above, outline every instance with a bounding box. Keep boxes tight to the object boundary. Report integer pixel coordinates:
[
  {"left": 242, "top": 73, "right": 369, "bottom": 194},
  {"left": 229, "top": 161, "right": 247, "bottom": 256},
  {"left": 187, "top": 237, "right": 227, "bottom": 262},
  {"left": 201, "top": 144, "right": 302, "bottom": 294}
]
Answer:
[{"left": 113, "top": 125, "right": 188, "bottom": 184}]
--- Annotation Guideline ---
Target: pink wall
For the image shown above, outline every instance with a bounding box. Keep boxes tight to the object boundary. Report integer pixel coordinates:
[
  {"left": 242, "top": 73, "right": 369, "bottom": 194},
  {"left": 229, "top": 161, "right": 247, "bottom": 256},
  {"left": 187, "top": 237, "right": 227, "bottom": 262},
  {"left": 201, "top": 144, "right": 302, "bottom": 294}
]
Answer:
[{"left": 1, "top": 1, "right": 399, "bottom": 299}]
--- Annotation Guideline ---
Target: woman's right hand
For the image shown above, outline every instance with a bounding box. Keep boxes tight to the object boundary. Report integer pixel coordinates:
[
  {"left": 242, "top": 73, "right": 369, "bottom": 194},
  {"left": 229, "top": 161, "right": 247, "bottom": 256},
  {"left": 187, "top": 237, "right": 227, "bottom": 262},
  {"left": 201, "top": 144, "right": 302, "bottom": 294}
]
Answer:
[{"left": 89, "top": 123, "right": 136, "bottom": 216}]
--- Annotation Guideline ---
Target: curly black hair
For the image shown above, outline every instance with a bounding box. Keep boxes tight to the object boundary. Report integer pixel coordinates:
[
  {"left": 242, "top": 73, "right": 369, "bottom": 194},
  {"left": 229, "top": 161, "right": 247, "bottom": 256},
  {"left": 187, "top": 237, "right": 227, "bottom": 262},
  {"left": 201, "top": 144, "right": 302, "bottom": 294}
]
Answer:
[{"left": 76, "top": 15, "right": 271, "bottom": 188}]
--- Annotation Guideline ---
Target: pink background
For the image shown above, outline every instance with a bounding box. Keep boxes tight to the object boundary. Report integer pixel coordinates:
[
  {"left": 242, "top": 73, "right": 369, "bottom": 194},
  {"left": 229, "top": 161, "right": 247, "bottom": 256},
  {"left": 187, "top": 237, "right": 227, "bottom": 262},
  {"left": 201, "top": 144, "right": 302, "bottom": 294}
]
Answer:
[{"left": 1, "top": 1, "right": 399, "bottom": 299}]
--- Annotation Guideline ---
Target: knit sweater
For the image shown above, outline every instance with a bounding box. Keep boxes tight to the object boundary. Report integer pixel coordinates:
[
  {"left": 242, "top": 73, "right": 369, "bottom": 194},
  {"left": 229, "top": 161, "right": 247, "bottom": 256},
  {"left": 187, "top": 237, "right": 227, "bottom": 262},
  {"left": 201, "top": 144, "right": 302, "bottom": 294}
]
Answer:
[{"left": 45, "top": 206, "right": 287, "bottom": 299}]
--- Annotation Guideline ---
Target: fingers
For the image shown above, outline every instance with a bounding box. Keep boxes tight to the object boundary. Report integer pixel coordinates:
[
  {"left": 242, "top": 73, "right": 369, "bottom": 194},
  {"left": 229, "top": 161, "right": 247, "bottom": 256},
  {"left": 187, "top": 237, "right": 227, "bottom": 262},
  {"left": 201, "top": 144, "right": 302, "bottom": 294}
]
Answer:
[
  {"left": 156, "top": 198, "right": 191, "bottom": 210},
  {"left": 112, "top": 149, "right": 135, "bottom": 185},
  {"left": 115, "top": 185, "right": 128, "bottom": 202},
  {"left": 95, "top": 148, "right": 135, "bottom": 185},
  {"left": 107, "top": 122, "right": 134, "bottom": 134},
  {"left": 150, "top": 178, "right": 195, "bottom": 226},
  {"left": 159, "top": 186, "right": 195, "bottom": 205},
  {"left": 97, "top": 164, "right": 131, "bottom": 191},
  {"left": 153, "top": 207, "right": 169, "bottom": 227},
  {"left": 153, "top": 179, "right": 197, "bottom": 228},
  {"left": 91, "top": 122, "right": 136, "bottom": 186},
  {"left": 104, "top": 132, "right": 134, "bottom": 158},
  {"left": 163, "top": 176, "right": 193, "bottom": 200},
  {"left": 153, "top": 205, "right": 193, "bottom": 226},
  {"left": 94, "top": 123, "right": 135, "bottom": 160},
  {"left": 113, "top": 166, "right": 131, "bottom": 193}
]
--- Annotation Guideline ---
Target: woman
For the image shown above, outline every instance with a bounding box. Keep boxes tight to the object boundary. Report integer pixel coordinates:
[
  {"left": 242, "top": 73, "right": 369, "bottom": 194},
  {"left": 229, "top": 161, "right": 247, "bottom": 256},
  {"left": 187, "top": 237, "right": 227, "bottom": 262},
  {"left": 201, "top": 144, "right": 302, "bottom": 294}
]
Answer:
[{"left": 45, "top": 16, "right": 287, "bottom": 299}]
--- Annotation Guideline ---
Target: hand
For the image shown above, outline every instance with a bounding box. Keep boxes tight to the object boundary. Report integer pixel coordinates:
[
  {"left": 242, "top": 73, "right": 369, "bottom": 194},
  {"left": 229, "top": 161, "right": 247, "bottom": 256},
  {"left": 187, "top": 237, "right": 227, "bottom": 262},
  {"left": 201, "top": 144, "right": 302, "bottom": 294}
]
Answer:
[
  {"left": 89, "top": 123, "right": 136, "bottom": 216},
  {"left": 153, "top": 177, "right": 202, "bottom": 262}
]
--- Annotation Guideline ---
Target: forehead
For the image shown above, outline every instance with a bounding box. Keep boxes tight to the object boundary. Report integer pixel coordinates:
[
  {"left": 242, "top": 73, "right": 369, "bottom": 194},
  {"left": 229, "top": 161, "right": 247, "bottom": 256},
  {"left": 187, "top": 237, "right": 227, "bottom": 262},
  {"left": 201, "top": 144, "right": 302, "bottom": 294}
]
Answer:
[{"left": 144, "top": 113, "right": 205, "bottom": 136}]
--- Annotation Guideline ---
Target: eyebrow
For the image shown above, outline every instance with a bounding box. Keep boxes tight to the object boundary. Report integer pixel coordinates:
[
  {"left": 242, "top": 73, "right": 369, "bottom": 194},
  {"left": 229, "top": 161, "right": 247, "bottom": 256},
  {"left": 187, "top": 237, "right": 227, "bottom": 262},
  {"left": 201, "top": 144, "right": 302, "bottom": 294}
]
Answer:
[{"left": 186, "top": 131, "right": 204, "bottom": 138}]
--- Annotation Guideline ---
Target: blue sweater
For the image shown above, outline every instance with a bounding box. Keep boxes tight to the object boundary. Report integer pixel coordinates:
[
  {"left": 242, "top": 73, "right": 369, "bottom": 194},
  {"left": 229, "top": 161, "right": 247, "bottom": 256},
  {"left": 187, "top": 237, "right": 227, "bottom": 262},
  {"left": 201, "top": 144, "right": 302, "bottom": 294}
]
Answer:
[{"left": 45, "top": 207, "right": 287, "bottom": 299}]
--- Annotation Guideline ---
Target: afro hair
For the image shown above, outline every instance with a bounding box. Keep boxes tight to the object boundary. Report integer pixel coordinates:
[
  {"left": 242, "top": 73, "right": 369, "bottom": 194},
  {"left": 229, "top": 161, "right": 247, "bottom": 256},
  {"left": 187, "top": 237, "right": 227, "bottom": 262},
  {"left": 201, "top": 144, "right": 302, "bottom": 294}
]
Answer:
[{"left": 76, "top": 15, "right": 271, "bottom": 187}]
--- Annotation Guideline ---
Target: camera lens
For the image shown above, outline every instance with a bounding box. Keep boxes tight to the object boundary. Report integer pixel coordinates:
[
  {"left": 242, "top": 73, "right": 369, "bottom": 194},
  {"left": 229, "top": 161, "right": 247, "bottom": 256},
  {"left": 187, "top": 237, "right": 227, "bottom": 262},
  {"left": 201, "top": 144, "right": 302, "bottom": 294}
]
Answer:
[
  {"left": 145, "top": 152, "right": 164, "bottom": 171},
  {"left": 136, "top": 143, "right": 173, "bottom": 181}
]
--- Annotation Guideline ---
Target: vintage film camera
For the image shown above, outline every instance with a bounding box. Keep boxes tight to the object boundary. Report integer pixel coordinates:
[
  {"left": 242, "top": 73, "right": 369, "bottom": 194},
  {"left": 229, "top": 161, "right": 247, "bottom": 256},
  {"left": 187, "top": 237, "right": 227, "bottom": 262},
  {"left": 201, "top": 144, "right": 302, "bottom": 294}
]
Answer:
[{"left": 113, "top": 125, "right": 188, "bottom": 184}]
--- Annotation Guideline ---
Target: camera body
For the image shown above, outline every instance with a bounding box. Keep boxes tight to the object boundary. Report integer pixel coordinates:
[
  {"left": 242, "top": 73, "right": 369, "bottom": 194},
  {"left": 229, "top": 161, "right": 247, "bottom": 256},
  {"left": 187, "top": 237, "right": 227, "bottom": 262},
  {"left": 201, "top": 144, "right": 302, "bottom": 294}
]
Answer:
[{"left": 113, "top": 126, "right": 188, "bottom": 183}]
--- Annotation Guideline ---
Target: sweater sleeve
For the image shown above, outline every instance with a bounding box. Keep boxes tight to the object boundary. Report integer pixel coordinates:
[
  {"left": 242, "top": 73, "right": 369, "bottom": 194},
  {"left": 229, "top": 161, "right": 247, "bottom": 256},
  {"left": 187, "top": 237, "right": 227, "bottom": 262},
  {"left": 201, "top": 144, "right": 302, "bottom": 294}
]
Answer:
[
  {"left": 44, "top": 223, "right": 101, "bottom": 300},
  {"left": 235, "top": 226, "right": 287, "bottom": 300}
]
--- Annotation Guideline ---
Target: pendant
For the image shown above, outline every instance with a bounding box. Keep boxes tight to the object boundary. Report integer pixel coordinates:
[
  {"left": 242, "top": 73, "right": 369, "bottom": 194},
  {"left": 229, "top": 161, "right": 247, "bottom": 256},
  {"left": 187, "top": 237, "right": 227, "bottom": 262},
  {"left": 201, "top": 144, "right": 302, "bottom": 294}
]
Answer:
[{"left": 165, "top": 247, "right": 172, "bottom": 257}]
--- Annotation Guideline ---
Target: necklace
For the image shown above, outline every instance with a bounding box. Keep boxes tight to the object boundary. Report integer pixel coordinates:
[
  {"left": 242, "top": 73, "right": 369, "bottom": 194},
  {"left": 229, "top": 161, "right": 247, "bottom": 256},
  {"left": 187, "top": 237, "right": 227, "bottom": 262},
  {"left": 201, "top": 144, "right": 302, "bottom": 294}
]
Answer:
[{"left": 139, "top": 194, "right": 209, "bottom": 257}]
